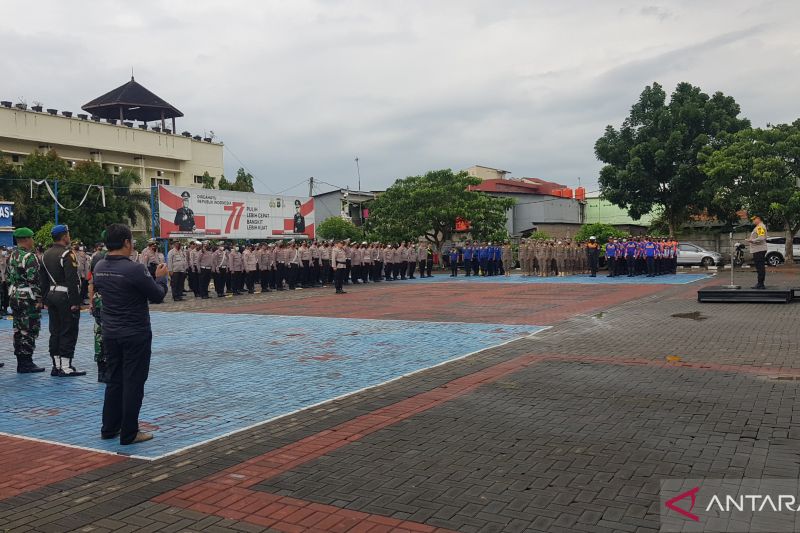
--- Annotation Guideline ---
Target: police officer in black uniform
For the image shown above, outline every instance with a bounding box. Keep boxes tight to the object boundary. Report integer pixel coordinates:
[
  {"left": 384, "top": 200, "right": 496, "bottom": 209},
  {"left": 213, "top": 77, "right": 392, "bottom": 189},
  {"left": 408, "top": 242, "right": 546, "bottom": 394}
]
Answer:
[
  {"left": 293, "top": 199, "right": 305, "bottom": 234},
  {"left": 41, "top": 224, "right": 86, "bottom": 377},
  {"left": 174, "top": 191, "right": 195, "bottom": 232}
]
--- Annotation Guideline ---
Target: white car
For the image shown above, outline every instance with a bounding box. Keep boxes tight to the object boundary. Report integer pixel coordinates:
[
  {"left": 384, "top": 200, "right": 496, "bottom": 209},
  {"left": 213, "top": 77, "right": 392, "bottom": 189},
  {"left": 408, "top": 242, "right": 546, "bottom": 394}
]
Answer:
[
  {"left": 677, "top": 242, "right": 723, "bottom": 267},
  {"left": 765, "top": 237, "right": 800, "bottom": 266}
]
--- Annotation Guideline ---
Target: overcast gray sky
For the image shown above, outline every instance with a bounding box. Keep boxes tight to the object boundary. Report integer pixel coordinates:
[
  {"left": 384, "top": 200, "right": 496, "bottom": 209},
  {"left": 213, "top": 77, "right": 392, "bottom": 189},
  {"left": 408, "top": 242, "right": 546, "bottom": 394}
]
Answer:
[{"left": 2, "top": 0, "right": 797, "bottom": 195}]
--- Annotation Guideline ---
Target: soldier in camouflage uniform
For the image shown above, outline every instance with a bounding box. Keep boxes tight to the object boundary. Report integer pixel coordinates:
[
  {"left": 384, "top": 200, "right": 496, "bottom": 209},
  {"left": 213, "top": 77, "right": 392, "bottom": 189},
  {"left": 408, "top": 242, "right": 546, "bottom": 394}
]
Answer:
[
  {"left": 8, "top": 227, "right": 46, "bottom": 373},
  {"left": 89, "top": 234, "right": 109, "bottom": 382}
]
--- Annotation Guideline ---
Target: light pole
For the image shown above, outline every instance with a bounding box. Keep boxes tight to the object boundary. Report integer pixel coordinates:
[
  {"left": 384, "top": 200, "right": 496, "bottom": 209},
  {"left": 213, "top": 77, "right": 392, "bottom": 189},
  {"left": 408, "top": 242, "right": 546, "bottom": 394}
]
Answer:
[{"left": 355, "top": 157, "right": 361, "bottom": 191}]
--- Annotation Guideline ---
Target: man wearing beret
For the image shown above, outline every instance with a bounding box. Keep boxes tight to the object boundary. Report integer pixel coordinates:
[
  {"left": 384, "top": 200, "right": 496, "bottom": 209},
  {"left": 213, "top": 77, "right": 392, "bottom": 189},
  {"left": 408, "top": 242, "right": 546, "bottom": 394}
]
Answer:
[
  {"left": 41, "top": 224, "right": 86, "bottom": 377},
  {"left": 8, "top": 228, "right": 46, "bottom": 373}
]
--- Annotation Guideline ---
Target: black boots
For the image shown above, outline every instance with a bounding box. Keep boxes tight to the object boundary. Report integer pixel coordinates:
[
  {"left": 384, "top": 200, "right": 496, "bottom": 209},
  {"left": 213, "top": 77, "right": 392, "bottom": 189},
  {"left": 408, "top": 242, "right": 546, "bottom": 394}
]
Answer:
[
  {"left": 51, "top": 356, "right": 87, "bottom": 377},
  {"left": 16, "top": 356, "right": 45, "bottom": 373}
]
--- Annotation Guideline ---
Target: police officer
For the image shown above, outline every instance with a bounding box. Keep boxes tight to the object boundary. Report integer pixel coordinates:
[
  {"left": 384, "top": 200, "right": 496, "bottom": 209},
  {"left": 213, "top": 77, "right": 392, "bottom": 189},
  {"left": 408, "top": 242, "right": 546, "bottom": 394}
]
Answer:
[
  {"left": 449, "top": 246, "right": 459, "bottom": 277},
  {"left": 605, "top": 238, "right": 617, "bottom": 277},
  {"left": 747, "top": 215, "right": 768, "bottom": 289},
  {"left": 644, "top": 237, "right": 657, "bottom": 277},
  {"left": 8, "top": 228, "right": 46, "bottom": 373},
  {"left": 585, "top": 236, "right": 600, "bottom": 277},
  {"left": 174, "top": 190, "right": 196, "bottom": 232},
  {"left": 332, "top": 240, "right": 347, "bottom": 294},
  {"left": 41, "top": 224, "right": 85, "bottom": 377},
  {"left": 167, "top": 241, "right": 188, "bottom": 301},
  {"left": 243, "top": 243, "right": 258, "bottom": 293}
]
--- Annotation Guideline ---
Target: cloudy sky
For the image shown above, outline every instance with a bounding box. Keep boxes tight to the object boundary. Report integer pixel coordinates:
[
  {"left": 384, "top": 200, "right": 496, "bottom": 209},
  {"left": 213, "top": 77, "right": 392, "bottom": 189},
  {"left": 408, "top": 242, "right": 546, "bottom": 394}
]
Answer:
[{"left": 2, "top": 0, "right": 797, "bottom": 195}]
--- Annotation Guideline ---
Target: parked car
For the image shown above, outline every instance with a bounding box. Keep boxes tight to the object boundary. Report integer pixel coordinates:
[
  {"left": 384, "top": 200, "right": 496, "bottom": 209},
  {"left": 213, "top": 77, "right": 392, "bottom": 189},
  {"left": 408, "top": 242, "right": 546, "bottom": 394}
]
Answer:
[
  {"left": 765, "top": 236, "right": 800, "bottom": 266},
  {"left": 677, "top": 242, "right": 723, "bottom": 267}
]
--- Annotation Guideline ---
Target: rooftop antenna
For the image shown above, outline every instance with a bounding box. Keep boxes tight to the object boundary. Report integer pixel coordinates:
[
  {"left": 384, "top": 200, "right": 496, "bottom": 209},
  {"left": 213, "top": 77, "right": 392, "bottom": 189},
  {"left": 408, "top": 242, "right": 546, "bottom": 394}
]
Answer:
[{"left": 131, "top": 66, "right": 135, "bottom": 81}]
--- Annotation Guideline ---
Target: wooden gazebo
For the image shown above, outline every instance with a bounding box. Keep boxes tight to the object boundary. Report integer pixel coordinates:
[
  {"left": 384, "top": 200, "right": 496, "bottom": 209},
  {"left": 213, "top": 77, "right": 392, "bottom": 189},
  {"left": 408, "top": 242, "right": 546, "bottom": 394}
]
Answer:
[{"left": 82, "top": 76, "right": 184, "bottom": 131}]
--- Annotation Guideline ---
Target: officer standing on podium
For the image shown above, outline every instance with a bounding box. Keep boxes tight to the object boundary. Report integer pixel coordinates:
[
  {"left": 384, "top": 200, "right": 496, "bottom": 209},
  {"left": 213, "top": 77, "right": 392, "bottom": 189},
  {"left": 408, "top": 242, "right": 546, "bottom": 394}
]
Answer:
[
  {"left": 41, "top": 224, "right": 86, "bottom": 377},
  {"left": 747, "top": 215, "right": 768, "bottom": 289}
]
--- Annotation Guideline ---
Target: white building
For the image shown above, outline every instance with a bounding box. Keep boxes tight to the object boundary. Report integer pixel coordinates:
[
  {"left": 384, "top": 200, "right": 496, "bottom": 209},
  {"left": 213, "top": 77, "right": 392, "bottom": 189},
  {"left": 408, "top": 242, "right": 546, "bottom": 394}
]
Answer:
[{"left": 0, "top": 77, "right": 223, "bottom": 189}]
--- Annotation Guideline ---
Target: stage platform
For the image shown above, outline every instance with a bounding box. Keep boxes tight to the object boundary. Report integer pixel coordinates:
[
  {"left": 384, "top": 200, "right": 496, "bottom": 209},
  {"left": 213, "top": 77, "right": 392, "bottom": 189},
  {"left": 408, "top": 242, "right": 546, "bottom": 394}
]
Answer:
[{"left": 698, "top": 286, "right": 796, "bottom": 303}]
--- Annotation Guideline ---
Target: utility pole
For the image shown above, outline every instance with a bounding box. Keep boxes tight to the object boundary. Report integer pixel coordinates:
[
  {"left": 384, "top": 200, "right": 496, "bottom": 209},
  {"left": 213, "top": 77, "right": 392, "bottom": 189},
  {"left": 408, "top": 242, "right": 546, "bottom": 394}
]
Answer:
[
  {"left": 308, "top": 176, "right": 314, "bottom": 198},
  {"left": 354, "top": 157, "right": 361, "bottom": 191}
]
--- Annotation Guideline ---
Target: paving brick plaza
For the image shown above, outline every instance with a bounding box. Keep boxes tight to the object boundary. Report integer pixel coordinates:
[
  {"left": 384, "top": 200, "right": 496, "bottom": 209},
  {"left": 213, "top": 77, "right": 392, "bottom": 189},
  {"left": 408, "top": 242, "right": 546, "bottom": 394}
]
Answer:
[{"left": 2, "top": 270, "right": 799, "bottom": 532}]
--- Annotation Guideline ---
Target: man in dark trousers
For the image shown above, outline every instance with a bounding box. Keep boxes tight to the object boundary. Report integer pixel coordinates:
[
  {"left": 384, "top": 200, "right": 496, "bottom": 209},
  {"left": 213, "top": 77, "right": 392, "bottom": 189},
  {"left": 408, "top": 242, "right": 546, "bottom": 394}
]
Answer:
[
  {"left": 41, "top": 224, "right": 86, "bottom": 377},
  {"left": 585, "top": 236, "right": 600, "bottom": 277},
  {"left": 93, "top": 223, "right": 168, "bottom": 445}
]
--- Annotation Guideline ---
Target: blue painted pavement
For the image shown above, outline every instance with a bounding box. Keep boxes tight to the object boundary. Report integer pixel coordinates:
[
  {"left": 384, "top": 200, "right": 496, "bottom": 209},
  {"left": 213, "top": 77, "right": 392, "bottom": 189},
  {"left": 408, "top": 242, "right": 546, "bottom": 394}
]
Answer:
[
  {"left": 0, "top": 312, "right": 542, "bottom": 459},
  {"left": 410, "top": 273, "right": 711, "bottom": 285}
]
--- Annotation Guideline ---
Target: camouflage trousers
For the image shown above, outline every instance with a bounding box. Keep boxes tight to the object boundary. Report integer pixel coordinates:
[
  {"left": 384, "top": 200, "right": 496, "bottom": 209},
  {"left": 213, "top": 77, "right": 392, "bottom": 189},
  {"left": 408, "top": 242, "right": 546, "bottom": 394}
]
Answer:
[
  {"left": 11, "top": 297, "right": 41, "bottom": 358},
  {"left": 93, "top": 292, "right": 106, "bottom": 364}
]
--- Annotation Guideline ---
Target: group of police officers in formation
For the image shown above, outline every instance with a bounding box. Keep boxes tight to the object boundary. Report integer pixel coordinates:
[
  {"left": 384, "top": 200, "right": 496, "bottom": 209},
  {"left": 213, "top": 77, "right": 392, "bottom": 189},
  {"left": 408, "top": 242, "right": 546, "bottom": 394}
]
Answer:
[
  {"left": 3, "top": 224, "right": 683, "bottom": 378},
  {"left": 148, "top": 239, "right": 438, "bottom": 298}
]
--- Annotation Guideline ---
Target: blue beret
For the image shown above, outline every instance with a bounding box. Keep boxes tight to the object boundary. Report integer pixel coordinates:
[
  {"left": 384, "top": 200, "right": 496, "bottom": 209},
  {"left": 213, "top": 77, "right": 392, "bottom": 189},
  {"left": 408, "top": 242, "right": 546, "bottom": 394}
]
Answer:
[{"left": 51, "top": 224, "right": 69, "bottom": 237}]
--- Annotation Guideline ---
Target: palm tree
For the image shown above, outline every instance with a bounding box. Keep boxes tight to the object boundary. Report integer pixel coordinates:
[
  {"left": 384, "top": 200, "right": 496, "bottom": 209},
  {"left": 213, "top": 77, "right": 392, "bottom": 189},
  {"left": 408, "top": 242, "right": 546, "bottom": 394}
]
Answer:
[{"left": 115, "top": 169, "right": 152, "bottom": 230}]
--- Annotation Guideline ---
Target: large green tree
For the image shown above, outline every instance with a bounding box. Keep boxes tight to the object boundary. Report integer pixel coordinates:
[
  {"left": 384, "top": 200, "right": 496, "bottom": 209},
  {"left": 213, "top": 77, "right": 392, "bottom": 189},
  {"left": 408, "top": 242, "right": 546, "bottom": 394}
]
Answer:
[
  {"left": 366, "top": 169, "right": 513, "bottom": 251},
  {"left": 701, "top": 120, "right": 800, "bottom": 263},
  {"left": 595, "top": 82, "right": 750, "bottom": 236}
]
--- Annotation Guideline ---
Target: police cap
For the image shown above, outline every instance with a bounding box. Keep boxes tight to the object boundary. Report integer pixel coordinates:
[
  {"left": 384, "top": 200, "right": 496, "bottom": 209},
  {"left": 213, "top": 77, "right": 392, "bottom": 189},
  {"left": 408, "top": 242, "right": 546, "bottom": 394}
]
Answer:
[{"left": 51, "top": 224, "right": 69, "bottom": 237}]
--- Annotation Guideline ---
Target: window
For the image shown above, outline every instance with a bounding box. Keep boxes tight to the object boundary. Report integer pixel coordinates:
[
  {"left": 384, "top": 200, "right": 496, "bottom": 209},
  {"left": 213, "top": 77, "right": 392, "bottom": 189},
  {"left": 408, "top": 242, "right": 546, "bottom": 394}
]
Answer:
[
  {"left": 678, "top": 244, "right": 698, "bottom": 252},
  {"left": 156, "top": 170, "right": 163, "bottom": 177},
  {"left": 150, "top": 178, "right": 171, "bottom": 187},
  {"left": 11, "top": 155, "right": 19, "bottom": 163},
  {"left": 194, "top": 175, "right": 205, "bottom": 184}
]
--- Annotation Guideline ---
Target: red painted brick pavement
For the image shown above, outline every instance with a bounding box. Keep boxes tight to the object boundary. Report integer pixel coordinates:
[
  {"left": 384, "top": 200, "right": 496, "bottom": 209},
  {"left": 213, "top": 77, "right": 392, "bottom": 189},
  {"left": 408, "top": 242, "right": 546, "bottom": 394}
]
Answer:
[
  {"left": 0, "top": 435, "right": 127, "bottom": 500},
  {"left": 212, "top": 282, "right": 664, "bottom": 325},
  {"left": 154, "top": 354, "right": 546, "bottom": 532}
]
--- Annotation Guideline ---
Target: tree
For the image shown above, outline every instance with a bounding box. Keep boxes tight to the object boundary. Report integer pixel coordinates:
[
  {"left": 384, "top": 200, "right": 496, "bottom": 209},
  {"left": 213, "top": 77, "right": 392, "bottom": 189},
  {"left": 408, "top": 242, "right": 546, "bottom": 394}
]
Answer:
[
  {"left": 316, "top": 216, "right": 363, "bottom": 241},
  {"left": 5, "top": 151, "right": 150, "bottom": 244},
  {"left": 34, "top": 222, "right": 54, "bottom": 248},
  {"left": 219, "top": 168, "right": 255, "bottom": 192},
  {"left": 366, "top": 169, "right": 513, "bottom": 252},
  {"left": 574, "top": 223, "right": 628, "bottom": 244},
  {"left": 200, "top": 171, "right": 216, "bottom": 189},
  {"left": 701, "top": 120, "right": 800, "bottom": 263},
  {"left": 595, "top": 82, "right": 750, "bottom": 236}
]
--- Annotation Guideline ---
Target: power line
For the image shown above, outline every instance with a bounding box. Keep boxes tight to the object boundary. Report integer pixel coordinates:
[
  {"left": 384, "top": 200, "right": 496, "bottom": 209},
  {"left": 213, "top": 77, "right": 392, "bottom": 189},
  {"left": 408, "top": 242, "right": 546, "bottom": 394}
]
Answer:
[
  {"left": 275, "top": 178, "right": 310, "bottom": 195},
  {"left": 223, "top": 144, "right": 275, "bottom": 194}
]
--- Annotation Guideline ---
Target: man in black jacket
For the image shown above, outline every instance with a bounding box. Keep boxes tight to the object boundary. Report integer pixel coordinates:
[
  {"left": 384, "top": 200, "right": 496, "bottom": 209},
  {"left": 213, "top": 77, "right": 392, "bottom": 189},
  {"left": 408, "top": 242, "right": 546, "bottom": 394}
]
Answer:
[
  {"left": 41, "top": 224, "right": 86, "bottom": 377},
  {"left": 93, "top": 224, "right": 169, "bottom": 445}
]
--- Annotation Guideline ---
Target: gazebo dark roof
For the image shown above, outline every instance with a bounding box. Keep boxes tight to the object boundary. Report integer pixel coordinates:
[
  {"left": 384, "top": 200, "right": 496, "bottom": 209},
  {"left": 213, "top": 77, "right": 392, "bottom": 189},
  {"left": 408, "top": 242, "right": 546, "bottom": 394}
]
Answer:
[{"left": 81, "top": 77, "right": 184, "bottom": 122}]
